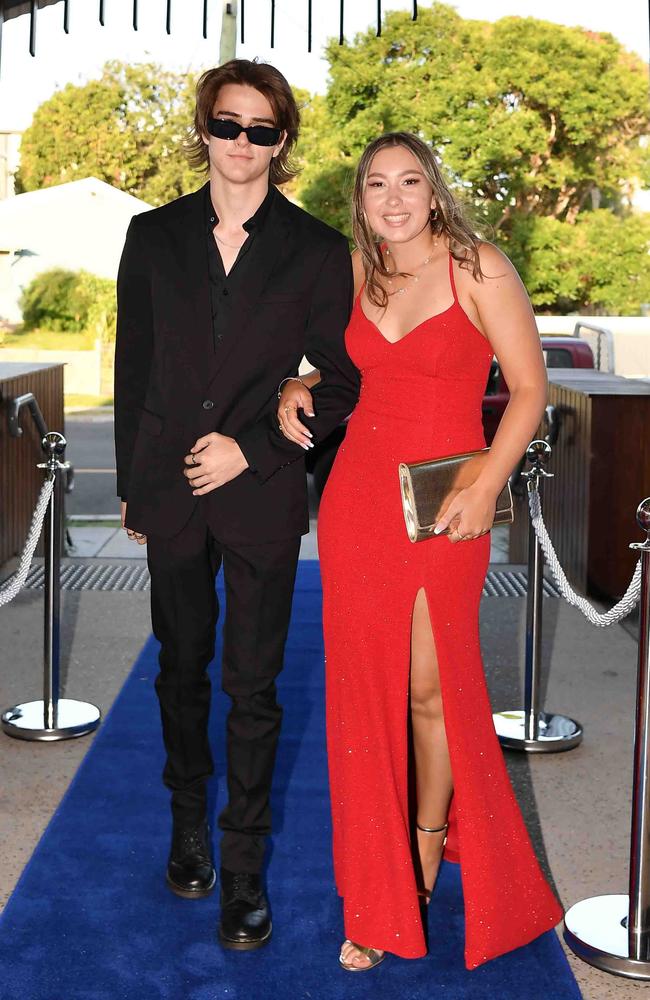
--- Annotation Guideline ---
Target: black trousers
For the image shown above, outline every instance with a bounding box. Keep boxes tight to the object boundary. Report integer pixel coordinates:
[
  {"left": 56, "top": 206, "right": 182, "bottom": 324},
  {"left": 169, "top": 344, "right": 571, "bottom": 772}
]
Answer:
[{"left": 146, "top": 504, "right": 301, "bottom": 873}]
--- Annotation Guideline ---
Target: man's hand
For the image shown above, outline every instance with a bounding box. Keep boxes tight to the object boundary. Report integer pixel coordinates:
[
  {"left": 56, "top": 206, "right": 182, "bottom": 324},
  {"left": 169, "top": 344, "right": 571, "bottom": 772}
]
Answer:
[
  {"left": 121, "top": 500, "right": 147, "bottom": 545},
  {"left": 184, "top": 433, "right": 249, "bottom": 495}
]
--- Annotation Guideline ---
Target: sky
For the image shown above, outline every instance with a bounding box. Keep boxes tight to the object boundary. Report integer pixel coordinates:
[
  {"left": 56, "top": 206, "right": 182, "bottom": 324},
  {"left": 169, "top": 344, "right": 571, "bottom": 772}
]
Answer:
[{"left": 0, "top": 0, "right": 648, "bottom": 132}]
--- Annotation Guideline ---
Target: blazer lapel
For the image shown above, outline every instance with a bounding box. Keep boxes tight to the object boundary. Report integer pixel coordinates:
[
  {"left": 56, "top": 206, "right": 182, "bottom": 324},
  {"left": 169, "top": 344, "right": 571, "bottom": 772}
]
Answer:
[
  {"left": 205, "top": 191, "right": 294, "bottom": 386},
  {"left": 169, "top": 183, "right": 214, "bottom": 387}
]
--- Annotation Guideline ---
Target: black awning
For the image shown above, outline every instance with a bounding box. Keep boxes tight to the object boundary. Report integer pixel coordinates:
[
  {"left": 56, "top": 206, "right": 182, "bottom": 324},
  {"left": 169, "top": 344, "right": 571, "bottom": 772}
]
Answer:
[
  {"left": 4, "top": 0, "right": 62, "bottom": 20},
  {"left": 0, "top": 1, "right": 421, "bottom": 77}
]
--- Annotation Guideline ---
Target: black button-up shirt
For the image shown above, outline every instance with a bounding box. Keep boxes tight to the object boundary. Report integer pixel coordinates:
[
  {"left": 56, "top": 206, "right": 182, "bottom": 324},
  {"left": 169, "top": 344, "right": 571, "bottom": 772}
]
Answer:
[{"left": 205, "top": 183, "right": 276, "bottom": 352}]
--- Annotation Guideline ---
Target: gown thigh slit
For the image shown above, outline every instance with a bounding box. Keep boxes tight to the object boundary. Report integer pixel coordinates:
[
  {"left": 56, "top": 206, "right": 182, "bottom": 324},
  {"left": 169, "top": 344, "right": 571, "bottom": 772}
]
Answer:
[
  {"left": 409, "top": 586, "right": 453, "bottom": 830},
  {"left": 318, "top": 254, "right": 563, "bottom": 968}
]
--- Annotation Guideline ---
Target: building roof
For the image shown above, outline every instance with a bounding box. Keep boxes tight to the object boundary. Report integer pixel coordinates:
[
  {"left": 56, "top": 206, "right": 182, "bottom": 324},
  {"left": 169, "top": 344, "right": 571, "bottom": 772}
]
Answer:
[{"left": 0, "top": 176, "right": 152, "bottom": 278}]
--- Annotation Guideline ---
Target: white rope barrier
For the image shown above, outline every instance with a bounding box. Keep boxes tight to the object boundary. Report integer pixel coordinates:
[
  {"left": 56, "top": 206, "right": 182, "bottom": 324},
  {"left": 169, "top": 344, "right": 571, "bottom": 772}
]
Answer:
[
  {"left": 0, "top": 476, "right": 55, "bottom": 608},
  {"left": 528, "top": 484, "right": 641, "bottom": 627}
]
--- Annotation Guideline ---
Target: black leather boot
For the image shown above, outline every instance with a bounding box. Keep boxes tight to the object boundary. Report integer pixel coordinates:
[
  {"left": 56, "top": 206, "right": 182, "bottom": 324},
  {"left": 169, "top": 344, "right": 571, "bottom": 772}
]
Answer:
[
  {"left": 166, "top": 819, "right": 216, "bottom": 899},
  {"left": 218, "top": 869, "right": 272, "bottom": 950}
]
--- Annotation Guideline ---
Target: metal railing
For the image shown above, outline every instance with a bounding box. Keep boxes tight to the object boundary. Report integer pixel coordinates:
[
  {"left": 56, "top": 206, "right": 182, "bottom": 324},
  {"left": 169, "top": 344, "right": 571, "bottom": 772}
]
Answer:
[
  {"left": 573, "top": 322, "right": 616, "bottom": 373},
  {"left": 1, "top": 393, "right": 99, "bottom": 741}
]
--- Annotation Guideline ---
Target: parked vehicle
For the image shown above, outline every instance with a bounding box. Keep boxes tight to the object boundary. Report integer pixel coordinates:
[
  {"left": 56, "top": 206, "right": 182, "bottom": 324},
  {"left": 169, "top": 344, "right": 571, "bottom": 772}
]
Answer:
[
  {"left": 482, "top": 336, "right": 595, "bottom": 444},
  {"left": 307, "top": 335, "right": 595, "bottom": 495}
]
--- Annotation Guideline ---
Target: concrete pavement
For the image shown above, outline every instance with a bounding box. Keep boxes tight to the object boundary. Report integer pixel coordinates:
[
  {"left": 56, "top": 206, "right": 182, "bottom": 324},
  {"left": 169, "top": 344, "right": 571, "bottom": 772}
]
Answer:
[{"left": 0, "top": 524, "right": 644, "bottom": 998}]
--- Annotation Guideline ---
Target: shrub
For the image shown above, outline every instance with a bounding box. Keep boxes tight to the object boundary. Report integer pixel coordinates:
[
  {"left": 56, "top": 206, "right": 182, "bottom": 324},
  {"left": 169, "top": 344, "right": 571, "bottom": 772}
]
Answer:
[{"left": 19, "top": 268, "right": 116, "bottom": 337}]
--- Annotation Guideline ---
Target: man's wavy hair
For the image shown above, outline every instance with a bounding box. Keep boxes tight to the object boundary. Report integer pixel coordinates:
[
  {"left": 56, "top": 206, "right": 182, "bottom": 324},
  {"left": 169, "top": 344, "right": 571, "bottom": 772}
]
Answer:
[{"left": 186, "top": 59, "right": 300, "bottom": 186}]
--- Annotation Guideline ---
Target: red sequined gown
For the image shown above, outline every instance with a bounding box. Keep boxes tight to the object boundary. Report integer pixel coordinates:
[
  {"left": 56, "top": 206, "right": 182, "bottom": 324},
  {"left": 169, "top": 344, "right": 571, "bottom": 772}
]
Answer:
[{"left": 317, "top": 255, "right": 563, "bottom": 969}]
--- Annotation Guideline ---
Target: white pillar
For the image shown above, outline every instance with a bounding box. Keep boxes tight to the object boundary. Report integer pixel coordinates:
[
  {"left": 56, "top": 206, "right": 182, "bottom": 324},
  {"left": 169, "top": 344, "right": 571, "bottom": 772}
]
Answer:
[{"left": 220, "top": 0, "right": 238, "bottom": 65}]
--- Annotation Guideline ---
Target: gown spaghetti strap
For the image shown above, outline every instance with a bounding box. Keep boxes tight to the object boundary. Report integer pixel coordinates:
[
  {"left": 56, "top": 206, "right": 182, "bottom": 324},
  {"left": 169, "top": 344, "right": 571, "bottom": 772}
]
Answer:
[{"left": 317, "top": 253, "right": 563, "bottom": 968}]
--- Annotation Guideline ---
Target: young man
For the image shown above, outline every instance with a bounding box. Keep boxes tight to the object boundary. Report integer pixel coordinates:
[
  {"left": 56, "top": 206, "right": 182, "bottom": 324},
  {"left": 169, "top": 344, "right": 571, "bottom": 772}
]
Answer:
[{"left": 114, "top": 59, "right": 359, "bottom": 950}]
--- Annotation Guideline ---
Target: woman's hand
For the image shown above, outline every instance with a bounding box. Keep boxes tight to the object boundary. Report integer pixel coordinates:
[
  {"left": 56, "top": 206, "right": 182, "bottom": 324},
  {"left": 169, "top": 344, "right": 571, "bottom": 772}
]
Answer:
[
  {"left": 277, "top": 380, "right": 316, "bottom": 450},
  {"left": 433, "top": 484, "right": 498, "bottom": 543}
]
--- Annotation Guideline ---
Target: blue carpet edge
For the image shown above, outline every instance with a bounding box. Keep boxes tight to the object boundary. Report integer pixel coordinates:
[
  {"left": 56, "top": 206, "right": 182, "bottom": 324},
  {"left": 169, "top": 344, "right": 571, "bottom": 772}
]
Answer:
[{"left": 0, "top": 634, "right": 159, "bottom": 919}]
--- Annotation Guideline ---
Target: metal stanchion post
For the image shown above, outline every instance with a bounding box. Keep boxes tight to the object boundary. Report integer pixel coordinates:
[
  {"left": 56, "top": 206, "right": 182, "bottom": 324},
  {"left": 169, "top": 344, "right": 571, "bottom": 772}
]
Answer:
[
  {"left": 564, "top": 499, "right": 650, "bottom": 979},
  {"left": 1, "top": 432, "right": 101, "bottom": 741},
  {"left": 492, "top": 440, "right": 583, "bottom": 752}
]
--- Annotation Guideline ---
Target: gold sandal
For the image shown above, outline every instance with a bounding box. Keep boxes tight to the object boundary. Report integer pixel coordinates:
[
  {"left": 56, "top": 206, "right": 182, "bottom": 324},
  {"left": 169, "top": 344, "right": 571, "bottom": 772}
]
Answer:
[
  {"left": 416, "top": 821, "right": 448, "bottom": 904},
  {"left": 339, "top": 940, "right": 386, "bottom": 973}
]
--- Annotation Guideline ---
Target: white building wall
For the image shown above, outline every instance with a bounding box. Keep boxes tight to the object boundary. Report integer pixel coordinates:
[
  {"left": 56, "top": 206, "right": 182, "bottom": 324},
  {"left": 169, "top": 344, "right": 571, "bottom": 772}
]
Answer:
[{"left": 0, "top": 176, "right": 152, "bottom": 324}]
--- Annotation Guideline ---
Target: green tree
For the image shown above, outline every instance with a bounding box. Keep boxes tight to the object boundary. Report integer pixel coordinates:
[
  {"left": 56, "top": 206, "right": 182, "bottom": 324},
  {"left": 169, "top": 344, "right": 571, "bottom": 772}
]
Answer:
[
  {"left": 506, "top": 212, "right": 650, "bottom": 315},
  {"left": 297, "top": 5, "right": 648, "bottom": 231},
  {"left": 293, "top": 4, "right": 650, "bottom": 313},
  {"left": 16, "top": 61, "right": 199, "bottom": 206},
  {"left": 293, "top": 91, "right": 356, "bottom": 233}
]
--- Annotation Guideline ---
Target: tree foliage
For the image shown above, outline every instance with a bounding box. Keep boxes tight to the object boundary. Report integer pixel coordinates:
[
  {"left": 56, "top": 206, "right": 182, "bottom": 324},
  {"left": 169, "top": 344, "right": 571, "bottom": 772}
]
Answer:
[
  {"left": 20, "top": 268, "right": 116, "bottom": 336},
  {"left": 14, "top": 9, "right": 650, "bottom": 315},
  {"left": 297, "top": 5, "right": 648, "bottom": 228},
  {"left": 293, "top": 3, "right": 650, "bottom": 313},
  {"left": 506, "top": 212, "right": 650, "bottom": 314},
  {"left": 16, "top": 61, "right": 199, "bottom": 206}
]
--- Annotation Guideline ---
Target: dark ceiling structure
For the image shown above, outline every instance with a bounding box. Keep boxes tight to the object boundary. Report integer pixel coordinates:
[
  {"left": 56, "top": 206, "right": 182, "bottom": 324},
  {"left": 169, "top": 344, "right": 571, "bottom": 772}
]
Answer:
[{"left": 0, "top": 0, "right": 420, "bottom": 76}]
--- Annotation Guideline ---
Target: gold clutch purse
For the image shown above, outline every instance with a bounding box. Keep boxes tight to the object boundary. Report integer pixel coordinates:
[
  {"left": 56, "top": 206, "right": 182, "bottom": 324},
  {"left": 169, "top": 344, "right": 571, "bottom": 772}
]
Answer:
[{"left": 398, "top": 448, "right": 514, "bottom": 543}]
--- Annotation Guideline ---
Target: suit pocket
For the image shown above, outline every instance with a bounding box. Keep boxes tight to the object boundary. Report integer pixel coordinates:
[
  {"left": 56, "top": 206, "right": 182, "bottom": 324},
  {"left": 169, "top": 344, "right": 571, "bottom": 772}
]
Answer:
[
  {"left": 139, "top": 409, "right": 164, "bottom": 436},
  {"left": 258, "top": 294, "right": 302, "bottom": 305}
]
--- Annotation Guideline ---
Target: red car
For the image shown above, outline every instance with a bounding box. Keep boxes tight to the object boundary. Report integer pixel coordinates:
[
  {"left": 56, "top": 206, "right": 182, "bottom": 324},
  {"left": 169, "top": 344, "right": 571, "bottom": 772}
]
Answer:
[
  {"left": 482, "top": 336, "right": 595, "bottom": 444},
  {"left": 308, "top": 336, "right": 595, "bottom": 493}
]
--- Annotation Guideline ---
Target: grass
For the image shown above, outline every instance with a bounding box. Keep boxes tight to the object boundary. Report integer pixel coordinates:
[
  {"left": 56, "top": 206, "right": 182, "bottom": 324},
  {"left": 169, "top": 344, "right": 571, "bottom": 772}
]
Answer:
[
  {"left": 65, "top": 394, "right": 113, "bottom": 411},
  {"left": 0, "top": 327, "right": 115, "bottom": 410},
  {"left": 2, "top": 328, "right": 97, "bottom": 350}
]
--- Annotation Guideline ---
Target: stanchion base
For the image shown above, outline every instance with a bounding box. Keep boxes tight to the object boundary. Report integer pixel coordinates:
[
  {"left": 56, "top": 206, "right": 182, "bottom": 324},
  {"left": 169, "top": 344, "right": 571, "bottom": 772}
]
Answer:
[
  {"left": 493, "top": 710, "right": 583, "bottom": 752},
  {"left": 564, "top": 894, "right": 650, "bottom": 980},
  {"left": 1, "top": 699, "right": 101, "bottom": 741}
]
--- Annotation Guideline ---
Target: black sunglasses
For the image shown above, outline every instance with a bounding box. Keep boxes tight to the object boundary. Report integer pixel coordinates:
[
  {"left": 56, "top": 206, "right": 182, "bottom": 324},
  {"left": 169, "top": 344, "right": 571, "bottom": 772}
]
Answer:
[{"left": 207, "top": 117, "right": 282, "bottom": 147}]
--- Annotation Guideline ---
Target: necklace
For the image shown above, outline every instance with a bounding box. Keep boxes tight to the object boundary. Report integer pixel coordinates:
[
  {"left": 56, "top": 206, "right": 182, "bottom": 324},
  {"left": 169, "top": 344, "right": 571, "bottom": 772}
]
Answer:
[
  {"left": 384, "top": 244, "right": 437, "bottom": 296},
  {"left": 214, "top": 231, "right": 247, "bottom": 250}
]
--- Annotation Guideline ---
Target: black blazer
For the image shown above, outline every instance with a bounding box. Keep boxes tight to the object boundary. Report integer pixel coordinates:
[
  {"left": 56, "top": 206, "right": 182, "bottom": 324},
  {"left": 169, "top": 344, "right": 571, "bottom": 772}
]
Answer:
[{"left": 114, "top": 183, "right": 360, "bottom": 544}]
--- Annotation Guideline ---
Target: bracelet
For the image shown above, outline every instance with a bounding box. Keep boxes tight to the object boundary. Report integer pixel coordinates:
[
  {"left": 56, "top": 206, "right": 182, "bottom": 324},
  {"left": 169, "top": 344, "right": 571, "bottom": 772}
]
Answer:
[{"left": 277, "top": 376, "right": 305, "bottom": 400}]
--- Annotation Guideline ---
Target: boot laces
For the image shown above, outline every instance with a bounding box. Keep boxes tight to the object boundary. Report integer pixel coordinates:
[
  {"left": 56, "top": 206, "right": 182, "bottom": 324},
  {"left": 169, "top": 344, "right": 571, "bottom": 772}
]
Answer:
[
  {"left": 230, "top": 873, "right": 260, "bottom": 905},
  {"left": 176, "top": 827, "right": 209, "bottom": 862}
]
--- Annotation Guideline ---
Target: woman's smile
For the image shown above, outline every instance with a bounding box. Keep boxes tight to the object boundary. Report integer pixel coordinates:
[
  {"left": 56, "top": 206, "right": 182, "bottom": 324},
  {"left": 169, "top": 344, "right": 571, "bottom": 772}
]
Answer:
[{"left": 382, "top": 212, "right": 411, "bottom": 226}]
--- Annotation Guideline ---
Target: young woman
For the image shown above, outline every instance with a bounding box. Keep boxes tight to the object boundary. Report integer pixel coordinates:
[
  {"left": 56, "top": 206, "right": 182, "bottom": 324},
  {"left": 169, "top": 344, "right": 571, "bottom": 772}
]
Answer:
[{"left": 278, "top": 133, "right": 562, "bottom": 972}]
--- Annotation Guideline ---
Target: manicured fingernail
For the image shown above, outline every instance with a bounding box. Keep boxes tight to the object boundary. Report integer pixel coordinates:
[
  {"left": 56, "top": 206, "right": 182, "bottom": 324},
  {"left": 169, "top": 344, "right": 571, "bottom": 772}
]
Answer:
[
  {"left": 301, "top": 443, "right": 310, "bottom": 451},
  {"left": 307, "top": 412, "right": 315, "bottom": 417},
  {"left": 305, "top": 430, "right": 313, "bottom": 438},
  {"left": 433, "top": 525, "right": 443, "bottom": 535}
]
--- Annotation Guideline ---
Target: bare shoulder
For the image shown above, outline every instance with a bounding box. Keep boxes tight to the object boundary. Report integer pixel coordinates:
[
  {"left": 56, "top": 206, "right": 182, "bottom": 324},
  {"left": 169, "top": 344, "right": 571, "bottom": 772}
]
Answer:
[
  {"left": 456, "top": 241, "right": 525, "bottom": 302},
  {"left": 351, "top": 247, "right": 365, "bottom": 297},
  {"left": 475, "top": 241, "right": 514, "bottom": 278}
]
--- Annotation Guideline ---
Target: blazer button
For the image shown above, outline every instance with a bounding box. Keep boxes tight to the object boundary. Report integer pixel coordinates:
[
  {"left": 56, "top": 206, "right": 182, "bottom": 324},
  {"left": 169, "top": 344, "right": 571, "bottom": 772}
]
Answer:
[{"left": 202, "top": 399, "right": 214, "bottom": 410}]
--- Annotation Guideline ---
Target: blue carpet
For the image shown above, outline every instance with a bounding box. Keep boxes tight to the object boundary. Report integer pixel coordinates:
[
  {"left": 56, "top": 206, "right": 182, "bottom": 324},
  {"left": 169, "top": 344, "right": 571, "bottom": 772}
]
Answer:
[{"left": 0, "top": 562, "right": 581, "bottom": 1000}]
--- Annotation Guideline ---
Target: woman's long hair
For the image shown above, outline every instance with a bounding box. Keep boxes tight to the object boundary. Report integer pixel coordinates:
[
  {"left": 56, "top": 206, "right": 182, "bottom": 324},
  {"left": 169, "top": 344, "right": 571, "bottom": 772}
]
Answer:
[{"left": 352, "top": 132, "right": 484, "bottom": 308}]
